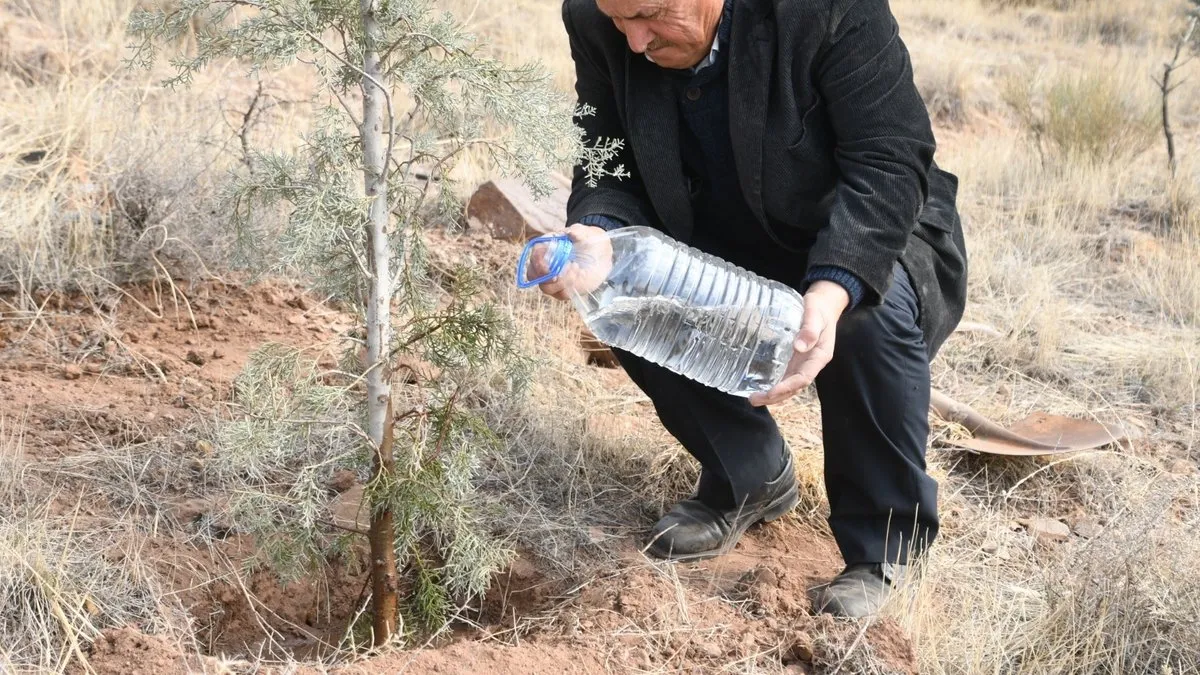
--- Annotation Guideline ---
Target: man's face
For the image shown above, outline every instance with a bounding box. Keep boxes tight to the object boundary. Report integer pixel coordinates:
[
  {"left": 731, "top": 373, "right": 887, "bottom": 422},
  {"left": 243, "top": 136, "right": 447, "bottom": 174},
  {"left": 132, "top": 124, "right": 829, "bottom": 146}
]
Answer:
[{"left": 595, "top": 0, "right": 723, "bottom": 70}]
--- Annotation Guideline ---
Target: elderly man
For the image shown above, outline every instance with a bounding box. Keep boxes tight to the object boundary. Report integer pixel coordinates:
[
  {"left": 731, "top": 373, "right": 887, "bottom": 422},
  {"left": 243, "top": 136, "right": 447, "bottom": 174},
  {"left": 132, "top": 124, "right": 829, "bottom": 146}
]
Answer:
[{"left": 547, "top": 0, "right": 967, "bottom": 617}]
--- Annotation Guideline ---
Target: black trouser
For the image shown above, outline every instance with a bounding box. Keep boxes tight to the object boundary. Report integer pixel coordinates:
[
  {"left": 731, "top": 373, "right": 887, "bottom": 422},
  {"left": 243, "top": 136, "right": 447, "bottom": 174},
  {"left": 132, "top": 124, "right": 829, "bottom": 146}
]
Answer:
[{"left": 612, "top": 261, "right": 938, "bottom": 565}]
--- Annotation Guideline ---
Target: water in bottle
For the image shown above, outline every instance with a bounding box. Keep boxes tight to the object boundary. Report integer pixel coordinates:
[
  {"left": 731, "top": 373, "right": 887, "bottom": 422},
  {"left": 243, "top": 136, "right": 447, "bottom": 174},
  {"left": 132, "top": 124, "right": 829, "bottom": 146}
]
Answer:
[{"left": 515, "top": 226, "right": 805, "bottom": 397}]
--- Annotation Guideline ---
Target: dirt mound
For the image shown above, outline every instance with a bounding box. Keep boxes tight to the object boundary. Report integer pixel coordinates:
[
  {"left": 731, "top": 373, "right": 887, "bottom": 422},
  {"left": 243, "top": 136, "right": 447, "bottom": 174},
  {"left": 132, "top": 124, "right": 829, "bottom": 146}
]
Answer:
[{"left": 79, "top": 627, "right": 192, "bottom": 675}]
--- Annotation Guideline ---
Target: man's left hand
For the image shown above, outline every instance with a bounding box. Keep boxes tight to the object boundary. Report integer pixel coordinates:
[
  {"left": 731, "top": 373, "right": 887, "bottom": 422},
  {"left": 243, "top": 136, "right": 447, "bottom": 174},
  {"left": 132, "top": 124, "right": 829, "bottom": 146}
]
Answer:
[{"left": 748, "top": 280, "right": 850, "bottom": 407}]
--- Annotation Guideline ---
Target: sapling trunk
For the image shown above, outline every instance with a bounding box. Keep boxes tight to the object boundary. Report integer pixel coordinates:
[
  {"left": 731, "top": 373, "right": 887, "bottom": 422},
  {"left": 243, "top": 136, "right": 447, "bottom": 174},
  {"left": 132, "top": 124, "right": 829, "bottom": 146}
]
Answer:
[{"left": 360, "top": 0, "right": 398, "bottom": 646}]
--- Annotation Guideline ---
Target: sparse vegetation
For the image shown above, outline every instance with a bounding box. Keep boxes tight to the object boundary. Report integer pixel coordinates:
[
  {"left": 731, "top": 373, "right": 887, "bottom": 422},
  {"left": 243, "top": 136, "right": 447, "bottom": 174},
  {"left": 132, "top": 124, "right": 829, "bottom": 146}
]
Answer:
[
  {"left": 2, "top": 0, "right": 1200, "bottom": 672},
  {"left": 1003, "top": 67, "right": 1159, "bottom": 164}
]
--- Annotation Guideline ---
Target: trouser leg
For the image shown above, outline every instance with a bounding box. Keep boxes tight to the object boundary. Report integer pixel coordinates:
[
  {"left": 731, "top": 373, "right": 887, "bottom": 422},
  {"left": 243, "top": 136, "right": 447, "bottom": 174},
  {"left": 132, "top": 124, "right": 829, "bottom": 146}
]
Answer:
[
  {"left": 814, "top": 263, "right": 938, "bottom": 565},
  {"left": 612, "top": 348, "right": 785, "bottom": 509}
]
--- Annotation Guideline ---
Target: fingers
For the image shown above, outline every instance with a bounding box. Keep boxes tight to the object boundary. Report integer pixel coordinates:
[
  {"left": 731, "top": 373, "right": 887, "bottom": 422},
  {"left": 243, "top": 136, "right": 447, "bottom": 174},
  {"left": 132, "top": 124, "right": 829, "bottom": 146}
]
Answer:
[
  {"left": 538, "top": 266, "right": 576, "bottom": 301},
  {"left": 749, "top": 320, "right": 837, "bottom": 408},
  {"left": 749, "top": 372, "right": 807, "bottom": 407},
  {"left": 527, "top": 243, "right": 552, "bottom": 278},
  {"left": 539, "top": 278, "right": 567, "bottom": 300},
  {"left": 795, "top": 303, "right": 826, "bottom": 352},
  {"left": 748, "top": 347, "right": 832, "bottom": 407}
]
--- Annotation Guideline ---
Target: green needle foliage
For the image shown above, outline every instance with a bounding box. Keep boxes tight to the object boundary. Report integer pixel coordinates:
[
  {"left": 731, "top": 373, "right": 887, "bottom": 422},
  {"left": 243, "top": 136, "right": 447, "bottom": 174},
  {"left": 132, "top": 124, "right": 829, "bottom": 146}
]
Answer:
[{"left": 127, "top": 0, "right": 615, "bottom": 645}]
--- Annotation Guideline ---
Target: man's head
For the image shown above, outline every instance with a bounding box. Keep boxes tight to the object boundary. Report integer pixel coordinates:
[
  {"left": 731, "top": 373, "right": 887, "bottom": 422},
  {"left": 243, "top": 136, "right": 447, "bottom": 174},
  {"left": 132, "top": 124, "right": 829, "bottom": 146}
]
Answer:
[{"left": 595, "top": 0, "right": 724, "bottom": 70}]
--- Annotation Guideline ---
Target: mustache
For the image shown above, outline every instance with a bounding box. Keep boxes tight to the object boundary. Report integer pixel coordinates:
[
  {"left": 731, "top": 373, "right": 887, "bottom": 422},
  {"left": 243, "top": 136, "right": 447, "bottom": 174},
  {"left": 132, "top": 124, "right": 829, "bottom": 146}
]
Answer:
[{"left": 646, "top": 38, "right": 671, "bottom": 51}]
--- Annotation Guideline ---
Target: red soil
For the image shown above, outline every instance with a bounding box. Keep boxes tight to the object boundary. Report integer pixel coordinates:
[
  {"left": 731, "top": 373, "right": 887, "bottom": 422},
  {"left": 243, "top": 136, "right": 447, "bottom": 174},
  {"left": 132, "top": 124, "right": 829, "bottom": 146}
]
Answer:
[{"left": 2, "top": 277, "right": 916, "bottom": 674}]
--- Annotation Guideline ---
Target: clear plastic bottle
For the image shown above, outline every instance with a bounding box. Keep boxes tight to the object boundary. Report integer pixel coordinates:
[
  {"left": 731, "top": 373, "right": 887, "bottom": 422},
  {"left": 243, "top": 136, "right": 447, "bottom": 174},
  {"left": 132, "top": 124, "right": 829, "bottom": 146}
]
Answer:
[{"left": 516, "top": 226, "right": 805, "bottom": 397}]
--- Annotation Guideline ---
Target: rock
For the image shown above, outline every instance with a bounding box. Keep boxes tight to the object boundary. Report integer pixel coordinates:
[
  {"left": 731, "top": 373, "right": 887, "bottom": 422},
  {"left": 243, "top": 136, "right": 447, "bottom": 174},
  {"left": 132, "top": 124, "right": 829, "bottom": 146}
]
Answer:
[
  {"left": 466, "top": 177, "right": 569, "bottom": 242},
  {"left": 329, "top": 469, "right": 357, "bottom": 493},
  {"left": 286, "top": 295, "right": 311, "bottom": 311},
  {"left": 982, "top": 541, "right": 1000, "bottom": 555},
  {"left": 170, "top": 497, "right": 213, "bottom": 523},
  {"left": 208, "top": 316, "right": 222, "bottom": 331},
  {"left": 1019, "top": 517, "right": 1071, "bottom": 543},
  {"left": 285, "top": 314, "right": 306, "bottom": 326},
  {"left": 62, "top": 364, "right": 83, "bottom": 380},
  {"left": 185, "top": 350, "right": 206, "bottom": 366},
  {"left": 1073, "top": 518, "right": 1103, "bottom": 539},
  {"left": 744, "top": 565, "right": 779, "bottom": 588}
]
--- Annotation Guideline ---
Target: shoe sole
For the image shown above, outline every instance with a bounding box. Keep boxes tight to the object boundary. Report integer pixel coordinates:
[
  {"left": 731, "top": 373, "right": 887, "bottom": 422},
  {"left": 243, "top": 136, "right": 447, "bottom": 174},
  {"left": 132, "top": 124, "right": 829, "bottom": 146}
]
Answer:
[{"left": 647, "top": 485, "right": 800, "bottom": 563}]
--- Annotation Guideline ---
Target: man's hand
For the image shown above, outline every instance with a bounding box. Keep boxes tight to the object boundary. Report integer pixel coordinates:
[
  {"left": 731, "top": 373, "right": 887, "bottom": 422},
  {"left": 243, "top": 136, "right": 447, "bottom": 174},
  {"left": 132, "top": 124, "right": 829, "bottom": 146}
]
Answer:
[
  {"left": 531, "top": 223, "right": 613, "bottom": 301},
  {"left": 748, "top": 280, "right": 850, "bottom": 407}
]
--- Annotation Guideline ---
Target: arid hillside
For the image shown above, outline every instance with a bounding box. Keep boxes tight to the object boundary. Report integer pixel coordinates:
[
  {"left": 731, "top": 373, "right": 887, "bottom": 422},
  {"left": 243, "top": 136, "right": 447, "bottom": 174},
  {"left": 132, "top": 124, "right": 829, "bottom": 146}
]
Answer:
[{"left": 1, "top": 0, "right": 1199, "bottom": 673}]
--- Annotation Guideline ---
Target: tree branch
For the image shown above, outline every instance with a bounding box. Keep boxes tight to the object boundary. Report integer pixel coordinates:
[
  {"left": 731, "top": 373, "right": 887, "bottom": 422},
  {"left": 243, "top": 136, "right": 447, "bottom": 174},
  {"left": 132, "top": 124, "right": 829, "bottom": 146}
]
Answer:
[{"left": 1157, "top": 14, "right": 1198, "bottom": 177}]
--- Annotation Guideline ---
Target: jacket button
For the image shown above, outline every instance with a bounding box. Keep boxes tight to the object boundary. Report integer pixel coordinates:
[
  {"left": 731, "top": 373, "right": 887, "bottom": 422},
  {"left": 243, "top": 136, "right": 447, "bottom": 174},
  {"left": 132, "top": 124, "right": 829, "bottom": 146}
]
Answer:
[{"left": 686, "top": 87, "right": 702, "bottom": 101}]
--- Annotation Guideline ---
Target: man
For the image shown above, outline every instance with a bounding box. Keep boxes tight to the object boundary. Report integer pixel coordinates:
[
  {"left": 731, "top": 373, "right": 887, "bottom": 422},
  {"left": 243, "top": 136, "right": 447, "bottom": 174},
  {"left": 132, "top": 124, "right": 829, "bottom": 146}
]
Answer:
[{"left": 544, "top": 0, "right": 967, "bottom": 617}]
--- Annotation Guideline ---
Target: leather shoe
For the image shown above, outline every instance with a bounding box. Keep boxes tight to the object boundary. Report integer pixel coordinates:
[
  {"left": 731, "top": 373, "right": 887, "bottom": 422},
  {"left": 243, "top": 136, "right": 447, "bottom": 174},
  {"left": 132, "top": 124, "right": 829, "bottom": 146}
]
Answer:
[
  {"left": 813, "top": 562, "right": 906, "bottom": 618},
  {"left": 645, "top": 449, "right": 798, "bottom": 561}
]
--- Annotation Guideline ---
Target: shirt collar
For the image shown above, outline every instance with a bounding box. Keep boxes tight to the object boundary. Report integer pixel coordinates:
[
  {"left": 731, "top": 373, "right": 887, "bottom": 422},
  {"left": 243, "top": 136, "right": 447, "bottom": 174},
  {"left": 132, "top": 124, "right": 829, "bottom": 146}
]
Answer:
[
  {"left": 690, "top": 0, "right": 731, "bottom": 74},
  {"left": 690, "top": 33, "right": 721, "bottom": 73}
]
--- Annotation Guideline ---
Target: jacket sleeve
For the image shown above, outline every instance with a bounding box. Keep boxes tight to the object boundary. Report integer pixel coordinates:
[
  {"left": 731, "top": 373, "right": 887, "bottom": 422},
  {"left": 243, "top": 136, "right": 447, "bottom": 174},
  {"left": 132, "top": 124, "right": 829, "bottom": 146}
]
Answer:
[
  {"left": 562, "top": 0, "right": 659, "bottom": 230},
  {"left": 806, "top": 0, "right": 936, "bottom": 304}
]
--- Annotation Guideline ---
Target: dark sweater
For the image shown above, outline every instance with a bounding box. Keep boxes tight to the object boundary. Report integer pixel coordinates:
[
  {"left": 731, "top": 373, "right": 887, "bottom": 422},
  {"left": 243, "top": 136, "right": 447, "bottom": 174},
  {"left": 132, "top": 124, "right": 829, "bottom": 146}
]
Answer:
[{"left": 580, "top": 0, "right": 865, "bottom": 308}]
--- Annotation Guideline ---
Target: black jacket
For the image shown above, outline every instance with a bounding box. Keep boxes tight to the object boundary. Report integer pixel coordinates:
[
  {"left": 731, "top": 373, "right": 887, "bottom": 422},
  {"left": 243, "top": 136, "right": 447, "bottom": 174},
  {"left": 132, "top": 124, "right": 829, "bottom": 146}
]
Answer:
[{"left": 563, "top": 0, "right": 968, "bottom": 356}]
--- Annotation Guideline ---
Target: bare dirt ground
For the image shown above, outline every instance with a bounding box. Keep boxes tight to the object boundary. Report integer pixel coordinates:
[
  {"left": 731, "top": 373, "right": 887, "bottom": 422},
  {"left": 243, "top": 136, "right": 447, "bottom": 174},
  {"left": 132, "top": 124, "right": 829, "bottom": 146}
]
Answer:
[{"left": 2, "top": 268, "right": 916, "bottom": 674}]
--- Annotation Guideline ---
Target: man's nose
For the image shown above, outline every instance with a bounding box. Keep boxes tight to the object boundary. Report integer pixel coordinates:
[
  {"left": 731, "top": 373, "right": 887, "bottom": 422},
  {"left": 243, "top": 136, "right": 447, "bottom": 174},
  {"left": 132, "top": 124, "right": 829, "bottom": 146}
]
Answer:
[{"left": 624, "top": 24, "right": 655, "bottom": 53}]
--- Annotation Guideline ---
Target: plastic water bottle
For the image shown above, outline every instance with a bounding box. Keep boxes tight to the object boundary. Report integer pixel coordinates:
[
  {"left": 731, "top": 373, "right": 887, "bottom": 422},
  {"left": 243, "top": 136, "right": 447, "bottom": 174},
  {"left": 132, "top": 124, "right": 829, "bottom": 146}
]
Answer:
[{"left": 515, "top": 226, "right": 805, "bottom": 397}]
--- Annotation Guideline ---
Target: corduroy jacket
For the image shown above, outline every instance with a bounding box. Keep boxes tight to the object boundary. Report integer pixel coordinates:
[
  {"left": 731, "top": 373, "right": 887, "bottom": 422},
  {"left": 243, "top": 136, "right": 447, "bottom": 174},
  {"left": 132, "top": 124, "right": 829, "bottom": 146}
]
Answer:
[{"left": 563, "top": 0, "right": 968, "bottom": 357}]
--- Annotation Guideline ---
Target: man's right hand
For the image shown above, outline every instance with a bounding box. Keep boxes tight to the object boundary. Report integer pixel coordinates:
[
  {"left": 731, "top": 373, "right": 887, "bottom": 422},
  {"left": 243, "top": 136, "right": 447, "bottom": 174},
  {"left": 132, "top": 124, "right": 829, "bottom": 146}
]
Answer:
[{"left": 531, "top": 223, "right": 613, "bottom": 301}]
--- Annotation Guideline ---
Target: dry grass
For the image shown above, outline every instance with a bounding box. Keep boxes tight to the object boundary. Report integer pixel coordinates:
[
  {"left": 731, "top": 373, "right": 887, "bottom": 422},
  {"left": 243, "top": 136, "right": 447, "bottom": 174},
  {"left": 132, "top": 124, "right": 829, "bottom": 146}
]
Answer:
[
  {"left": 0, "top": 0, "right": 314, "bottom": 298},
  {"left": 976, "top": 0, "right": 1181, "bottom": 45},
  {"left": 0, "top": 418, "right": 191, "bottom": 673},
  {"left": 0, "top": 515, "right": 192, "bottom": 673},
  {"left": 3, "top": 0, "right": 1200, "bottom": 672}
]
